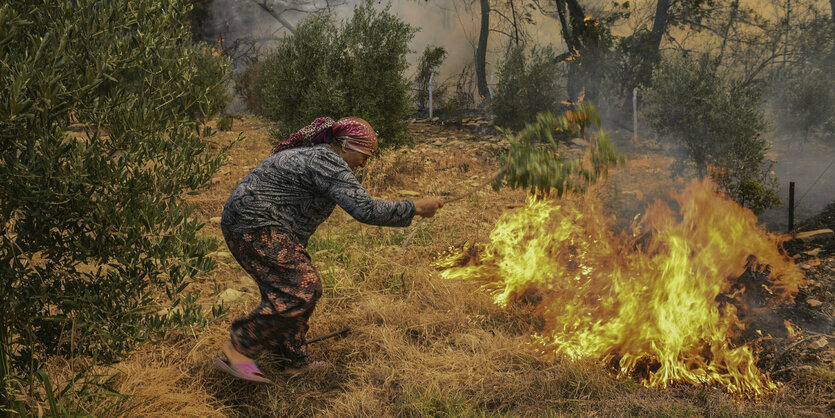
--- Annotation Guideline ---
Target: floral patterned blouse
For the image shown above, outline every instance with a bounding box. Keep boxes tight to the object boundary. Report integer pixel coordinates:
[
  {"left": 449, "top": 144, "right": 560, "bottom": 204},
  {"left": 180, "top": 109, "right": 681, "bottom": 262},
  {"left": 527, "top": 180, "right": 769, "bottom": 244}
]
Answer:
[{"left": 221, "top": 144, "right": 416, "bottom": 246}]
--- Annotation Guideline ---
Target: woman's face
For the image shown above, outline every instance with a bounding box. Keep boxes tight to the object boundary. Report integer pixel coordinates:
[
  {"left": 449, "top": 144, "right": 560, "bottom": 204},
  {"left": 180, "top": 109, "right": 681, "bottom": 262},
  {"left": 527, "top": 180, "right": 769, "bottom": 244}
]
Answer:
[{"left": 339, "top": 147, "right": 371, "bottom": 170}]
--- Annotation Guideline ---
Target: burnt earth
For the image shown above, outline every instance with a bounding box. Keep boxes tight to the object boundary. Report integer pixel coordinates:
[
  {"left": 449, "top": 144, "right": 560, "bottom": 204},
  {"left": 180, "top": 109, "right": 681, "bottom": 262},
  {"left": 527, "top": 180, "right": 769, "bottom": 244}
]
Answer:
[{"left": 751, "top": 216, "right": 835, "bottom": 409}]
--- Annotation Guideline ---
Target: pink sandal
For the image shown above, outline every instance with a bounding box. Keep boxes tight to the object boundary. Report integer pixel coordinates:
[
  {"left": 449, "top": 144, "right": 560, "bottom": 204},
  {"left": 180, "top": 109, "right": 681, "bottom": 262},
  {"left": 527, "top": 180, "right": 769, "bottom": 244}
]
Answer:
[{"left": 215, "top": 358, "right": 273, "bottom": 383}]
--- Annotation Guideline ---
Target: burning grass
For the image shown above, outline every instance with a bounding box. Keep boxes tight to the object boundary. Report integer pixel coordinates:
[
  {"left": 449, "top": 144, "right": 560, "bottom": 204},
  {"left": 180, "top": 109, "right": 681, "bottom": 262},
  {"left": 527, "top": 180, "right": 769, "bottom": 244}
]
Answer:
[
  {"left": 58, "top": 116, "right": 829, "bottom": 416},
  {"left": 439, "top": 178, "right": 803, "bottom": 397}
]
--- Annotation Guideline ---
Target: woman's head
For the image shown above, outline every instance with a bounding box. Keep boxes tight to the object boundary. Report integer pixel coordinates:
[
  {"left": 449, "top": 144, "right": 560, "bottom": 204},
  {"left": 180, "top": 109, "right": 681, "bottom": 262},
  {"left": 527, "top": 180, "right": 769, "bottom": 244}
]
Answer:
[
  {"left": 273, "top": 116, "right": 378, "bottom": 169},
  {"left": 331, "top": 117, "right": 377, "bottom": 170},
  {"left": 332, "top": 117, "right": 377, "bottom": 156}
]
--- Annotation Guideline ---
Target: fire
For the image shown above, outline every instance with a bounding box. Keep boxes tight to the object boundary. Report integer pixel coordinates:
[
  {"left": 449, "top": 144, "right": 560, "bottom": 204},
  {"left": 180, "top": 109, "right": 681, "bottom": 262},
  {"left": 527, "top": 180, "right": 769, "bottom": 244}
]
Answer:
[{"left": 439, "top": 178, "right": 803, "bottom": 396}]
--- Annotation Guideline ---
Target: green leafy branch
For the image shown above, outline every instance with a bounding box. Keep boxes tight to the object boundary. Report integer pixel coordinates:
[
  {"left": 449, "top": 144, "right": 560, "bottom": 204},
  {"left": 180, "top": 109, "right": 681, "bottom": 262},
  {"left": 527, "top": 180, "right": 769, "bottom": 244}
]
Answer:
[
  {"left": 402, "top": 103, "right": 623, "bottom": 248},
  {"left": 495, "top": 103, "right": 623, "bottom": 198}
]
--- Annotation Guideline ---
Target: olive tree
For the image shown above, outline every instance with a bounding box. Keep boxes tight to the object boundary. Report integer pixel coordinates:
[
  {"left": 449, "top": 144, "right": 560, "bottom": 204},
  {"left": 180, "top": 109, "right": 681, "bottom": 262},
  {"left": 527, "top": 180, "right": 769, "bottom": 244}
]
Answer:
[
  {"left": 1, "top": 0, "right": 230, "bottom": 411},
  {"left": 254, "top": 0, "right": 416, "bottom": 149},
  {"left": 643, "top": 53, "right": 780, "bottom": 214}
]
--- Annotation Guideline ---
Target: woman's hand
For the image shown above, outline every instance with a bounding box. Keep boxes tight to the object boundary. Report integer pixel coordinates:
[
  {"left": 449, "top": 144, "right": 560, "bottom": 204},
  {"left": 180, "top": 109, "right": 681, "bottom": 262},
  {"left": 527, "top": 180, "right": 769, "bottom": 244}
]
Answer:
[{"left": 414, "top": 198, "right": 444, "bottom": 218}]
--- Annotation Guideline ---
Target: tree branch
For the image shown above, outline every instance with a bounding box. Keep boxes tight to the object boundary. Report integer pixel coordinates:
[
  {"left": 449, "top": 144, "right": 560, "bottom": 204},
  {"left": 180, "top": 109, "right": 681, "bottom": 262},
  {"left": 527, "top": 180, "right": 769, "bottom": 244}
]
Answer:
[
  {"left": 250, "top": 0, "right": 298, "bottom": 35},
  {"left": 552, "top": 51, "right": 572, "bottom": 63}
]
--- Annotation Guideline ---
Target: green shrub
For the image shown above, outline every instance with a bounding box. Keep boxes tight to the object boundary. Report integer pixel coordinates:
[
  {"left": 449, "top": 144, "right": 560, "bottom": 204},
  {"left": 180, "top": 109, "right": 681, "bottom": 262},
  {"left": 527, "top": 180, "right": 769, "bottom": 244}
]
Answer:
[
  {"left": 217, "top": 115, "right": 234, "bottom": 131},
  {"left": 614, "top": 30, "right": 661, "bottom": 95},
  {"left": 234, "top": 62, "right": 264, "bottom": 116},
  {"left": 492, "top": 46, "right": 563, "bottom": 131},
  {"left": 415, "top": 46, "right": 448, "bottom": 113},
  {"left": 0, "top": 0, "right": 230, "bottom": 410},
  {"left": 254, "top": 0, "right": 416, "bottom": 149},
  {"left": 643, "top": 52, "right": 780, "bottom": 214},
  {"left": 771, "top": 16, "right": 835, "bottom": 144}
]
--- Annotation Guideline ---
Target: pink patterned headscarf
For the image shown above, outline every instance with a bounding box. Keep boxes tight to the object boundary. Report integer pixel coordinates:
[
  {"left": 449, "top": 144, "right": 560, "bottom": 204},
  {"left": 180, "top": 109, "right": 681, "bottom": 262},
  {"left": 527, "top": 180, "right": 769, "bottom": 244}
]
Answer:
[
  {"left": 272, "top": 116, "right": 378, "bottom": 156},
  {"left": 333, "top": 117, "right": 377, "bottom": 156},
  {"left": 273, "top": 117, "right": 335, "bottom": 153}
]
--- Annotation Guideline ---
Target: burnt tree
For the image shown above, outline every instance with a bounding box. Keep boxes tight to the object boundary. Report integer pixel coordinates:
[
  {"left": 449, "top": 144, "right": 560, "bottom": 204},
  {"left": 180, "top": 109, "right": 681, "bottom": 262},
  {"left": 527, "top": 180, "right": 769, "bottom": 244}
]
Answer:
[
  {"left": 476, "top": 0, "right": 491, "bottom": 100},
  {"left": 650, "top": 0, "right": 671, "bottom": 51}
]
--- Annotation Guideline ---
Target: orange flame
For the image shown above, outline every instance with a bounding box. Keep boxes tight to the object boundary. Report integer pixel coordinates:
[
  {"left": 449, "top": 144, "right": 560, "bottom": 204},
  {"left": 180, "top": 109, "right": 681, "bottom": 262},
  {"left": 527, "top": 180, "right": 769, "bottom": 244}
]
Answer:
[{"left": 439, "top": 179, "right": 803, "bottom": 396}]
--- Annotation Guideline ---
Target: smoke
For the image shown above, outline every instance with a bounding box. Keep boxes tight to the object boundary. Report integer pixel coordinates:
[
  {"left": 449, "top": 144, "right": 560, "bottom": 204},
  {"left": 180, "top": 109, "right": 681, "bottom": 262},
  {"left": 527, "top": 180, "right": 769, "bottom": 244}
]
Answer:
[
  {"left": 204, "top": 0, "right": 333, "bottom": 69},
  {"left": 203, "top": 1, "right": 564, "bottom": 98},
  {"left": 202, "top": 2, "right": 835, "bottom": 230},
  {"left": 759, "top": 139, "right": 835, "bottom": 232}
]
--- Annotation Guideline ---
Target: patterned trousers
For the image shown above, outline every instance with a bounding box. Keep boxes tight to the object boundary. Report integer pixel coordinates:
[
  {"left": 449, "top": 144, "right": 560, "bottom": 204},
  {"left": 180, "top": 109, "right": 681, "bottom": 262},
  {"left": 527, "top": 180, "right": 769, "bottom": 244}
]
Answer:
[{"left": 221, "top": 226, "right": 322, "bottom": 367}]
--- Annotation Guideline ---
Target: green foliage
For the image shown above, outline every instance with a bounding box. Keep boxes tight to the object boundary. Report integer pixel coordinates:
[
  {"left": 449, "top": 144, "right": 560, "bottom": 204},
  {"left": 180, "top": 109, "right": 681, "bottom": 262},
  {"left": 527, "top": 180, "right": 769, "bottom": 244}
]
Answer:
[
  {"left": 415, "top": 46, "right": 448, "bottom": 113},
  {"left": 2, "top": 363, "right": 127, "bottom": 417},
  {"left": 0, "top": 0, "right": 231, "bottom": 410},
  {"left": 254, "top": 0, "right": 416, "bottom": 149},
  {"left": 643, "top": 52, "right": 779, "bottom": 214},
  {"left": 192, "top": 47, "right": 232, "bottom": 118},
  {"left": 493, "top": 46, "right": 563, "bottom": 131},
  {"left": 614, "top": 30, "right": 661, "bottom": 94},
  {"left": 771, "top": 16, "right": 835, "bottom": 144},
  {"left": 494, "top": 103, "right": 623, "bottom": 198},
  {"left": 217, "top": 115, "right": 234, "bottom": 131},
  {"left": 255, "top": 15, "right": 338, "bottom": 128}
]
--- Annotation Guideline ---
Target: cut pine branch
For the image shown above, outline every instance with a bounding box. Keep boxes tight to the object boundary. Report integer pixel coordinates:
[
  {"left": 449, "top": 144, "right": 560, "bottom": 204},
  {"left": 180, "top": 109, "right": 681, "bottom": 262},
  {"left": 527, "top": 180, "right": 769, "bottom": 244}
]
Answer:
[{"left": 401, "top": 103, "right": 623, "bottom": 248}]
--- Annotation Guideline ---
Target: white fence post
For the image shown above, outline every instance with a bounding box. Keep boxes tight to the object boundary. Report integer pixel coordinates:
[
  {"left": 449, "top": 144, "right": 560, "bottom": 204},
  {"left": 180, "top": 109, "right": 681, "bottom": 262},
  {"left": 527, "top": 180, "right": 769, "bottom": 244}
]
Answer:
[
  {"left": 428, "top": 72, "right": 434, "bottom": 119},
  {"left": 489, "top": 72, "right": 495, "bottom": 99},
  {"left": 632, "top": 87, "right": 638, "bottom": 144}
]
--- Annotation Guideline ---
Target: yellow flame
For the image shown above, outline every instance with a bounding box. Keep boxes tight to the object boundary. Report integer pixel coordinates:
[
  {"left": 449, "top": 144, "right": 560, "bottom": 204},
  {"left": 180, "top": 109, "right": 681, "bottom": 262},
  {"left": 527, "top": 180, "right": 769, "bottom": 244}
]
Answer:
[
  {"left": 439, "top": 179, "right": 803, "bottom": 396},
  {"left": 784, "top": 320, "right": 800, "bottom": 339}
]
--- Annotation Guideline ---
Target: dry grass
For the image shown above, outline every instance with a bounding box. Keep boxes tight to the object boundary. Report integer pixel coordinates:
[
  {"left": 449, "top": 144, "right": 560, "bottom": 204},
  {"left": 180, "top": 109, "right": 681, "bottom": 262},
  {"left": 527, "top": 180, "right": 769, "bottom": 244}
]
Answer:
[{"left": 60, "top": 116, "right": 825, "bottom": 417}]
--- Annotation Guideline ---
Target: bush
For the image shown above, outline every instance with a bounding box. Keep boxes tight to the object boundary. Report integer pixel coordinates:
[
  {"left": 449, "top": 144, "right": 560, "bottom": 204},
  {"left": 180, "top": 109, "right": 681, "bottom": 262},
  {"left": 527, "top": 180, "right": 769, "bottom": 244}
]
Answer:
[
  {"left": 492, "top": 46, "right": 563, "bottom": 131},
  {"left": 254, "top": 0, "right": 416, "bottom": 149},
  {"left": 614, "top": 30, "right": 661, "bottom": 96},
  {"left": 415, "top": 46, "right": 448, "bottom": 114},
  {"left": 643, "top": 52, "right": 779, "bottom": 214},
  {"left": 217, "top": 115, "right": 235, "bottom": 131},
  {"left": 770, "top": 16, "right": 835, "bottom": 144},
  {"left": 1, "top": 0, "right": 230, "bottom": 410}
]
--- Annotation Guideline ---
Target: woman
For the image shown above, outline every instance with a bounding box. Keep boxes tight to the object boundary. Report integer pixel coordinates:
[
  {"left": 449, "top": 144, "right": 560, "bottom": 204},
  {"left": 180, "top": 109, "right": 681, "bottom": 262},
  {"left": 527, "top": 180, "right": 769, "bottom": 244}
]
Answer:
[{"left": 215, "top": 117, "right": 443, "bottom": 382}]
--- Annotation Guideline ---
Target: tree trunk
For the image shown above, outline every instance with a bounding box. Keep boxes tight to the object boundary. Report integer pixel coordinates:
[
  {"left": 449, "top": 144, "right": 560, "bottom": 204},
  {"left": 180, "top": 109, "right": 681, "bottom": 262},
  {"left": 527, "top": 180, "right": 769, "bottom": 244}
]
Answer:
[
  {"left": 564, "top": 0, "right": 586, "bottom": 102},
  {"left": 650, "top": 0, "right": 671, "bottom": 51},
  {"left": 476, "top": 0, "right": 490, "bottom": 100},
  {"left": 509, "top": 0, "right": 519, "bottom": 46},
  {"left": 565, "top": 0, "right": 585, "bottom": 29},
  {"left": 555, "top": 0, "right": 574, "bottom": 52},
  {"left": 718, "top": 0, "right": 740, "bottom": 62},
  {"left": 251, "top": 0, "right": 297, "bottom": 35}
]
